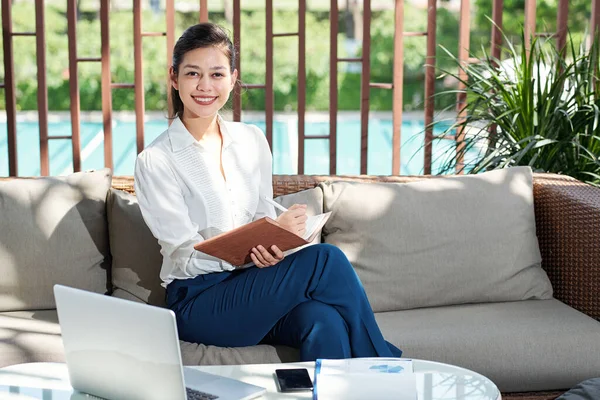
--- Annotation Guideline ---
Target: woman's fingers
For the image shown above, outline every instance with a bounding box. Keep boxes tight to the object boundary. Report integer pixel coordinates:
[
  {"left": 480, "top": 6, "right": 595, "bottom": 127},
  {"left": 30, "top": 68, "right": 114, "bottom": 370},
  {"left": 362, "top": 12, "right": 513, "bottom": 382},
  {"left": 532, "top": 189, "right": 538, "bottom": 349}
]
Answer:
[
  {"left": 275, "top": 204, "right": 308, "bottom": 235},
  {"left": 249, "top": 252, "right": 266, "bottom": 268},
  {"left": 251, "top": 245, "right": 282, "bottom": 267},
  {"left": 270, "top": 245, "right": 284, "bottom": 260}
]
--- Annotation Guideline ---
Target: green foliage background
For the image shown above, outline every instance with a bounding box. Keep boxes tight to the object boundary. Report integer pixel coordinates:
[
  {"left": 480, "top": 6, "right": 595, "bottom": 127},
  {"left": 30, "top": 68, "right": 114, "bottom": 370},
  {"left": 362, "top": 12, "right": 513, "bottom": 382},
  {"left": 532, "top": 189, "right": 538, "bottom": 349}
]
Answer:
[
  {"left": 0, "top": 2, "right": 461, "bottom": 112},
  {"left": 0, "top": 1, "right": 593, "bottom": 112}
]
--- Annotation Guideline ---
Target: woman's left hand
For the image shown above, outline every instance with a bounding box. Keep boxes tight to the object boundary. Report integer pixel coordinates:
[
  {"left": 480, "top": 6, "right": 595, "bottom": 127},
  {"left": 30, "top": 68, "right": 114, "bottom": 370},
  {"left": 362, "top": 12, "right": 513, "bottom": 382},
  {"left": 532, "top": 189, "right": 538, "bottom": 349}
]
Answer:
[{"left": 250, "top": 245, "right": 285, "bottom": 268}]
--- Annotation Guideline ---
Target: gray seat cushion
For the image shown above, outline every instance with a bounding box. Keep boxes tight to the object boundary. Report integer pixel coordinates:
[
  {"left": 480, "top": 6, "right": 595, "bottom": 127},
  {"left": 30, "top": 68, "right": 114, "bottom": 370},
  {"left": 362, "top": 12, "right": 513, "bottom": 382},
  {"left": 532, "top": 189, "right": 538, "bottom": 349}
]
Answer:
[
  {"left": 375, "top": 299, "right": 600, "bottom": 392},
  {"left": 111, "top": 290, "right": 299, "bottom": 365},
  {"left": 0, "top": 306, "right": 298, "bottom": 368},
  {"left": 0, "top": 310, "right": 64, "bottom": 368},
  {"left": 180, "top": 341, "right": 298, "bottom": 366}
]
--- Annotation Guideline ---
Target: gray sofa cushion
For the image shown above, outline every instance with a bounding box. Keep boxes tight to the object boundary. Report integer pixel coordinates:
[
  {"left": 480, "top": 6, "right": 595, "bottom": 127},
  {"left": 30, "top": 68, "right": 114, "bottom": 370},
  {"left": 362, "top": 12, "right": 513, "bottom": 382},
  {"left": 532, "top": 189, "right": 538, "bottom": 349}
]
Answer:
[
  {"left": 320, "top": 166, "right": 552, "bottom": 312},
  {"left": 0, "top": 310, "right": 64, "bottom": 368},
  {"left": 0, "top": 306, "right": 297, "bottom": 369},
  {"left": 0, "top": 169, "right": 112, "bottom": 311},
  {"left": 107, "top": 189, "right": 166, "bottom": 306},
  {"left": 180, "top": 341, "right": 298, "bottom": 366},
  {"left": 376, "top": 299, "right": 600, "bottom": 392}
]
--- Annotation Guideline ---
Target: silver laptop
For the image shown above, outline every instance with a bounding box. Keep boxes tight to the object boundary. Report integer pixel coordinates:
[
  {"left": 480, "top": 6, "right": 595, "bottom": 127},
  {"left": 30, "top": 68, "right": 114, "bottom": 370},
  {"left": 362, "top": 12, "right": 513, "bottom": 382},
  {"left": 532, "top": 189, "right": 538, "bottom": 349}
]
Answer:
[{"left": 53, "top": 285, "right": 266, "bottom": 400}]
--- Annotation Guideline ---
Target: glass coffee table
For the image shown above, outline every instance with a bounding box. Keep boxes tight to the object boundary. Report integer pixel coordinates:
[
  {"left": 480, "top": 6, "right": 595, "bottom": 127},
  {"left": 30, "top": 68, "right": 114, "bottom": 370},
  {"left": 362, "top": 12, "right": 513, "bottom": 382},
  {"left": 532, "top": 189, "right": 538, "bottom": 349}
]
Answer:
[{"left": 0, "top": 359, "right": 501, "bottom": 399}]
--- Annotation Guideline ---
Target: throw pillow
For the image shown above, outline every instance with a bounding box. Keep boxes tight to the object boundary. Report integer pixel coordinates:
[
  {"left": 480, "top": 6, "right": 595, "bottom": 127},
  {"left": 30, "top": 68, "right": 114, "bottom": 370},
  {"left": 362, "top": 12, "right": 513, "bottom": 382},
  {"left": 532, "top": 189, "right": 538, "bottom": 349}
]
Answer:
[
  {"left": 107, "top": 189, "right": 165, "bottom": 306},
  {"left": 0, "top": 169, "right": 112, "bottom": 311},
  {"left": 320, "top": 166, "right": 553, "bottom": 313}
]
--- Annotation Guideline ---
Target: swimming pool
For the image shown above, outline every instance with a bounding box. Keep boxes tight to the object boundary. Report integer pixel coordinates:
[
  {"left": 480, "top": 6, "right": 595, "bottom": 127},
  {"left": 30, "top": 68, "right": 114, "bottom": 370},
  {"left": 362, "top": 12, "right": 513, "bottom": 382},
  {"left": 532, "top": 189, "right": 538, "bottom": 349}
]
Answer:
[{"left": 0, "top": 115, "right": 462, "bottom": 177}]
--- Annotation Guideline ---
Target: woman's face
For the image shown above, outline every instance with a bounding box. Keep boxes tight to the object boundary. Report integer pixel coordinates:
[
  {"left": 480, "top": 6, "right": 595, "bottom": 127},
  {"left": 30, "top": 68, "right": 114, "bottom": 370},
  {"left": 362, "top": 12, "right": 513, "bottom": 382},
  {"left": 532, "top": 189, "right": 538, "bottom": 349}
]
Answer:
[{"left": 171, "top": 46, "right": 237, "bottom": 122}]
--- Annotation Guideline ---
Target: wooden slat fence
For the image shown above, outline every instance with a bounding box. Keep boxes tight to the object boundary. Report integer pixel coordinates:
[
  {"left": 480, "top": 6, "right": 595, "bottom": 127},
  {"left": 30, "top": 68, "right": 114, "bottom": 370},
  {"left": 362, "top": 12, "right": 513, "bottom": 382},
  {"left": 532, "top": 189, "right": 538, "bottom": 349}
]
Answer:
[{"left": 0, "top": 0, "right": 594, "bottom": 176}]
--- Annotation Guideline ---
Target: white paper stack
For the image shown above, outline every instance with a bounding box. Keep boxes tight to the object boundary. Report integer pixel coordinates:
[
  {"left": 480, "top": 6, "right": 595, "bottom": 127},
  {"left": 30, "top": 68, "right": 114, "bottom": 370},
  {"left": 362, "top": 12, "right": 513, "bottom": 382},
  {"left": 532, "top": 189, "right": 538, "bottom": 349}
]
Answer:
[{"left": 314, "top": 358, "right": 416, "bottom": 400}]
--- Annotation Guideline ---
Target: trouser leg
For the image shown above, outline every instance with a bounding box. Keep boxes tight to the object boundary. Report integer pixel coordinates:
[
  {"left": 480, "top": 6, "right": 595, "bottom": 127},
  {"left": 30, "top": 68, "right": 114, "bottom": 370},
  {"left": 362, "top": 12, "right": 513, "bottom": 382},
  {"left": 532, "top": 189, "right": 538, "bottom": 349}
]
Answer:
[
  {"left": 168, "top": 243, "right": 402, "bottom": 358},
  {"left": 261, "top": 300, "right": 352, "bottom": 361}
]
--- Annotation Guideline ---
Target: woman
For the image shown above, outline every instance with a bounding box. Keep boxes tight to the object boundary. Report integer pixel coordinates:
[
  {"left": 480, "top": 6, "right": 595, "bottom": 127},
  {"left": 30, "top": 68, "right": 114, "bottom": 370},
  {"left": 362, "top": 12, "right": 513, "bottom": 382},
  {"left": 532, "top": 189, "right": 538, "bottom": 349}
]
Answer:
[{"left": 134, "top": 22, "right": 402, "bottom": 361}]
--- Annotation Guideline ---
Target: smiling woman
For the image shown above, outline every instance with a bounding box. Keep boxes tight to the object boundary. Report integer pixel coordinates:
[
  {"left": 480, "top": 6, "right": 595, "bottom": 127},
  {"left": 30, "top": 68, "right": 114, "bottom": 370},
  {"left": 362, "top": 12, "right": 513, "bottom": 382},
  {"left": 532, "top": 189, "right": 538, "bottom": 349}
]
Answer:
[{"left": 133, "top": 22, "right": 402, "bottom": 362}]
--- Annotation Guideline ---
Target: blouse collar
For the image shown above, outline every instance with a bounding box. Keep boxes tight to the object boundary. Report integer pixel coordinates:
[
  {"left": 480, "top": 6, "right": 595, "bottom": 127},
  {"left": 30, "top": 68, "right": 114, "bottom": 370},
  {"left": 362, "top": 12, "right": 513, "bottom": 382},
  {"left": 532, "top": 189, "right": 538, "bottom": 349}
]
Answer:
[{"left": 168, "top": 114, "right": 233, "bottom": 152}]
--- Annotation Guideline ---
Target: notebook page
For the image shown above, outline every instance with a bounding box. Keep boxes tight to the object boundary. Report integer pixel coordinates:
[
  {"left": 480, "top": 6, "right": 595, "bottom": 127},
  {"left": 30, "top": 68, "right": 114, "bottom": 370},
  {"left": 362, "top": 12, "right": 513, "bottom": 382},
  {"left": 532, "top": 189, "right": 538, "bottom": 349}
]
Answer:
[{"left": 303, "top": 212, "right": 331, "bottom": 241}]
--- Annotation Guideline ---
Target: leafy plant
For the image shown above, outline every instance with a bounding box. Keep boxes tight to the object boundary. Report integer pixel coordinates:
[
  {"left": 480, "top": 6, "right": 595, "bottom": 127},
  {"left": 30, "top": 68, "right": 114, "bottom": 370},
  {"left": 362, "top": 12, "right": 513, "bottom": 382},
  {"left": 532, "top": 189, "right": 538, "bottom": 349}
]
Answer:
[{"left": 431, "top": 29, "right": 600, "bottom": 185}]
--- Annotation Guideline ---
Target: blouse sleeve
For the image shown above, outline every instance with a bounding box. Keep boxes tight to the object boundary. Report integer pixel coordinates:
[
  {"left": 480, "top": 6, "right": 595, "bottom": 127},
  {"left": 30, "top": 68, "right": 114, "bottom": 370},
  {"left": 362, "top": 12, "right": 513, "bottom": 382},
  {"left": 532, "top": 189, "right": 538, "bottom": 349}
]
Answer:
[
  {"left": 134, "top": 150, "right": 229, "bottom": 276},
  {"left": 251, "top": 125, "right": 277, "bottom": 221}
]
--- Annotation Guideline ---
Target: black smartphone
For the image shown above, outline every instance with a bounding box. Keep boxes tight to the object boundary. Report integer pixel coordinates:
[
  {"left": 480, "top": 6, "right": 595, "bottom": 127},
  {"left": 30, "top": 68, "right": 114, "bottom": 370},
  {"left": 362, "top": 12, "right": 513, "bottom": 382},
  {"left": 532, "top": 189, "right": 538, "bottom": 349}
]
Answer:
[{"left": 275, "top": 368, "right": 314, "bottom": 392}]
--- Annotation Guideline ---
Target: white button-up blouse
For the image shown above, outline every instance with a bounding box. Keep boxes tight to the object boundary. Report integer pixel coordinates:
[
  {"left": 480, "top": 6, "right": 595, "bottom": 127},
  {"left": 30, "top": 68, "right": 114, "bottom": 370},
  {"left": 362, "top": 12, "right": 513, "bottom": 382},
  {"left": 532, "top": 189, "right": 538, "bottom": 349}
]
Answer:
[{"left": 134, "top": 115, "right": 276, "bottom": 287}]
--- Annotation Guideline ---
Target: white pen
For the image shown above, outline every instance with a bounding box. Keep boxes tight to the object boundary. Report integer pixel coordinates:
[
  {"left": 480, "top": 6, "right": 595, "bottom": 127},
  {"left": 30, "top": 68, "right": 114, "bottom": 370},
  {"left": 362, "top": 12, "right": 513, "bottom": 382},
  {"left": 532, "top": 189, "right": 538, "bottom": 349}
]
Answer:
[{"left": 262, "top": 195, "right": 288, "bottom": 213}]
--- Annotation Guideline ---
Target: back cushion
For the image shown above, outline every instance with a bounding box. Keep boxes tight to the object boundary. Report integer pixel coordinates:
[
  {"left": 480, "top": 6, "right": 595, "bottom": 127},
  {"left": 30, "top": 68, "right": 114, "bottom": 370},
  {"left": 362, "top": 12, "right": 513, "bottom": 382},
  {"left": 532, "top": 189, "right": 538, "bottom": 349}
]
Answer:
[
  {"left": 107, "top": 189, "right": 165, "bottom": 306},
  {"left": 0, "top": 169, "right": 112, "bottom": 311},
  {"left": 320, "top": 166, "right": 553, "bottom": 313}
]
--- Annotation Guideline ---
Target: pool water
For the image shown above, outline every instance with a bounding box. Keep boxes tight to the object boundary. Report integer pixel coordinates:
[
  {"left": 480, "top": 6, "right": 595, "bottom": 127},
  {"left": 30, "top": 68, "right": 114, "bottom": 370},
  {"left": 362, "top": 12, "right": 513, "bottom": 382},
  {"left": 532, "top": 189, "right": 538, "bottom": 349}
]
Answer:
[{"left": 0, "top": 118, "right": 462, "bottom": 177}]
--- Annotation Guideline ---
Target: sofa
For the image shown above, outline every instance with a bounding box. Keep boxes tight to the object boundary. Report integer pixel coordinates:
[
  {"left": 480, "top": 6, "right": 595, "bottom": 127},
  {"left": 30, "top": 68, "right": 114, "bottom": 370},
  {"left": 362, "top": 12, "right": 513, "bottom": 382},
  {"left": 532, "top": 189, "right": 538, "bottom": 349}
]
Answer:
[{"left": 1, "top": 166, "right": 599, "bottom": 400}]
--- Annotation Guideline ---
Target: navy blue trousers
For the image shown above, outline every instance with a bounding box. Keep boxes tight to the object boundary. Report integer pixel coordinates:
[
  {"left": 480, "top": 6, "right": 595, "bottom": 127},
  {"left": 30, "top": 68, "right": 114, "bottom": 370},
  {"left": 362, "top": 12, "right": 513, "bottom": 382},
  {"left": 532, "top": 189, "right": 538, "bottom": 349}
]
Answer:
[{"left": 166, "top": 244, "right": 402, "bottom": 361}]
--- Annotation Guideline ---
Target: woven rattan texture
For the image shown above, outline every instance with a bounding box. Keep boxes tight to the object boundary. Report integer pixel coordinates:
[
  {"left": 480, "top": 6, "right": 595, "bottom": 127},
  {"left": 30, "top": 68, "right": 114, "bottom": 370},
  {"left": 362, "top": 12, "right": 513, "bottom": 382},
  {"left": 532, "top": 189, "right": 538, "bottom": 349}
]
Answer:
[
  {"left": 533, "top": 174, "right": 600, "bottom": 321},
  {"left": 502, "top": 392, "right": 562, "bottom": 400}
]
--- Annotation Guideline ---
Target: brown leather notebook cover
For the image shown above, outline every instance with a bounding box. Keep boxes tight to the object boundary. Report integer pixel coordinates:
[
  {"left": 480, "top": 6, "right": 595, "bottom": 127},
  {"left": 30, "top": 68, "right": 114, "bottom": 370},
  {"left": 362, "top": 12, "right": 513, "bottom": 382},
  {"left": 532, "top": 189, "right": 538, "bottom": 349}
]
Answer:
[{"left": 194, "top": 217, "right": 310, "bottom": 266}]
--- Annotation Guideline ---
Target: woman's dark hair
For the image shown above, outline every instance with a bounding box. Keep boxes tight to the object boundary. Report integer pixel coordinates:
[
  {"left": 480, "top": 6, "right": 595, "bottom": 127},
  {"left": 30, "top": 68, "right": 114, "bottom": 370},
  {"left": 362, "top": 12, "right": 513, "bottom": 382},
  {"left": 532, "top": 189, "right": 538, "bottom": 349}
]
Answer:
[{"left": 169, "top": 23, "right": 237, "bottom": 118}]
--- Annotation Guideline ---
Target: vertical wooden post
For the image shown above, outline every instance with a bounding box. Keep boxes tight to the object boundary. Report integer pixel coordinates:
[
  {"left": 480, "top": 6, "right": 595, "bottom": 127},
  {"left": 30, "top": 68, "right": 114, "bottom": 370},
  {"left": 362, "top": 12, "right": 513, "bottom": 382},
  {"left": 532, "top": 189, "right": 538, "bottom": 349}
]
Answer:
[
  {"left": 199, "top": 0, "right": 208, "bottom": 23},
  {"left": 423, "top": 0, "right": 437, "bottom": 175},
  {"left": 265, "top": 0, "right": 274, "bottom": 148},
  {"left": 233, "top": 0, "right": 241, "bottom": 122},
  {"left": 66, "top": 0, "right": 81, "bottom": 172},
  {"left": 2, "top": 0, "right": 17, "bottom": 176},
  {"left": 524, "top": 0, "right": 536, "bottom": 57},
  {"left": 489, "top": 0, "right": 504, "bottom": 154},
  {"left": 297, "top": 0, "right": 306, "bottom": 174},
  {"left": 391, "top": 0, "right": 403, "bottom": 175},
  {"left": 455, "top": 0, "right": 471, "bottom": 174},
  {"left": 329, "top": 0, "right": 338, "bottom": 175},
  {"left": 101, "top": 0, "right": 113, "bottom": 169},
  {"left": 556, "top": 0, "right": 568, "bottom": 54},
  {"left": 166, "top": 0, "right": 175, "bottom": 120},
  {"left": 491, "top": 0, "right": 503, "bottom": 61},
  {"left": 359, "top": 0, "right": 371, "bottom": 175},
  {"left": 133, "top": 0, "right": 144, "bottom": 154},
  {"left": 592, "top": 0, "right": 600, "bottom": 38},
  {"left": 35, "top": 0, "right": 49, "bottom": 176}
]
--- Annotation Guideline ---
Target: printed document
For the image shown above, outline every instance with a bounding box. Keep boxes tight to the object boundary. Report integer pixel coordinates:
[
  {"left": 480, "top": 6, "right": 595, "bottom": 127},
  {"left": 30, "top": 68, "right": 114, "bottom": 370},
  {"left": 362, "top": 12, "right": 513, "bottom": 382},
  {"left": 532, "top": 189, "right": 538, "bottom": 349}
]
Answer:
[{"left": 314, "top": 358, "right": 416, "bottom": 400}]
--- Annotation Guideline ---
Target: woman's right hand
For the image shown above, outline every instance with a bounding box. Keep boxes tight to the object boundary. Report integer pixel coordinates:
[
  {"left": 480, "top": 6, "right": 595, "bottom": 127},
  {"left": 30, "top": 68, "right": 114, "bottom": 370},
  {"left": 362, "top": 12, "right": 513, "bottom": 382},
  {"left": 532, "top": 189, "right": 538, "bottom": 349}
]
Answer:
[{"left": 276, "top": 204, "right": 308, "bottom": 237}]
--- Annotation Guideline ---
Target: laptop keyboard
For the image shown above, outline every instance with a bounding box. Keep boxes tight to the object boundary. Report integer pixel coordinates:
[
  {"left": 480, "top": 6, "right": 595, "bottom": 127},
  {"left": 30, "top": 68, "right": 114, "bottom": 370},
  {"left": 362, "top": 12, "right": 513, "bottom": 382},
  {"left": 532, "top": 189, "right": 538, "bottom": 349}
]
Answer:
[{"left": 186, "top": 387, "right": 219, "bottom": 400}]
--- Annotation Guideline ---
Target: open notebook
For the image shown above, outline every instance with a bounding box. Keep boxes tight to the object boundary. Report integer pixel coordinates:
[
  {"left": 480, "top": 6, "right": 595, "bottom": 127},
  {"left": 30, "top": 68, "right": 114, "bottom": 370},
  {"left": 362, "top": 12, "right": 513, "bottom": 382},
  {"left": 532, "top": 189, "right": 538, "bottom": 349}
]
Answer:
[{"left": 194, "top": 212, "right": 332, "bottom": 266}]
